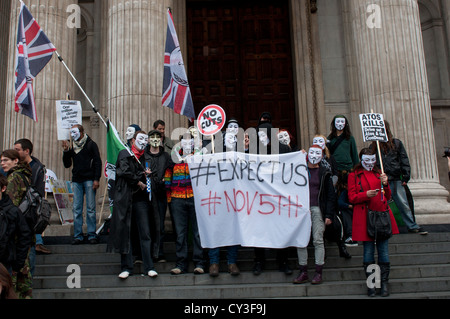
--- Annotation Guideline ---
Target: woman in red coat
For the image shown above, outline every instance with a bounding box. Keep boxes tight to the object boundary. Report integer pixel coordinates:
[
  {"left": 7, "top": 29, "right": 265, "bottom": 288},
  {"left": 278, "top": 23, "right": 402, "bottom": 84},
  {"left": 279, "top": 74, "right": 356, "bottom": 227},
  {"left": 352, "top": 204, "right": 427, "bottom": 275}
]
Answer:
[{"left": 348, "top": 148, "right": 399, "bottom": 297}]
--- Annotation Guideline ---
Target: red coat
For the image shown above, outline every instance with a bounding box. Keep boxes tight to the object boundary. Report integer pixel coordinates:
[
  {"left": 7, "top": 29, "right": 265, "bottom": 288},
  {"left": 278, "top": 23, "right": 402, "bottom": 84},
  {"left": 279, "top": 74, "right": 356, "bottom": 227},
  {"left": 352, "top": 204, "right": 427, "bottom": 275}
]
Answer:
[{"left": 348, "top": 168, "right": 399, "bottom": 242}]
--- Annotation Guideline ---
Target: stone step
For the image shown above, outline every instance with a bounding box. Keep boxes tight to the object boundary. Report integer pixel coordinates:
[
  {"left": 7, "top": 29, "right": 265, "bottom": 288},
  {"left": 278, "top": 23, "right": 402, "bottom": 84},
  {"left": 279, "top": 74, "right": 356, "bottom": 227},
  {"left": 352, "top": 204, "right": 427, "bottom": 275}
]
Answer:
[
  {"left": 33, "top": 276, "right": 450, "bottom": 299},
  {"left": 33, "top": 263, "right": 450, "bottom": 289}
]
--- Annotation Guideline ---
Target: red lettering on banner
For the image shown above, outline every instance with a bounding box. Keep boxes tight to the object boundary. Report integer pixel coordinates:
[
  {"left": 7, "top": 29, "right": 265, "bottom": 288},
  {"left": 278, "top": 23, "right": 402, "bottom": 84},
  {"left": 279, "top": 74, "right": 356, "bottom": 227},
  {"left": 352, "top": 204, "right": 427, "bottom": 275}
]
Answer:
[{"left": 207, "top": 189, "right": 303, "bottom": 218}]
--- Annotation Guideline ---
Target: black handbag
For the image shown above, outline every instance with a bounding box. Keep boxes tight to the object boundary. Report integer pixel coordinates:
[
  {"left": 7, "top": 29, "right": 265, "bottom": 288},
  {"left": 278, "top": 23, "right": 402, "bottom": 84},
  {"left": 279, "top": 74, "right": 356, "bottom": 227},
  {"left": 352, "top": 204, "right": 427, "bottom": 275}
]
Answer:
[
  {"left": 367, "top": 208, "right": 392, "bottom": 240},
  {"left": 356, "top": 174, "right": 392, "bottom": 240}
]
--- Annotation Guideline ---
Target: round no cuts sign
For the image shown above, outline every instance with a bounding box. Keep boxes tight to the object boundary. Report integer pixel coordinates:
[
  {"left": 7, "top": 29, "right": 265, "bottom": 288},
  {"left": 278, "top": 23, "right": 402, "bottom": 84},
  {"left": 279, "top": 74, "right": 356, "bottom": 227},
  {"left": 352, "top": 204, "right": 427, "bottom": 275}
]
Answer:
[{"left": 197, "top": 104, "right": 226, "bottom": 136}]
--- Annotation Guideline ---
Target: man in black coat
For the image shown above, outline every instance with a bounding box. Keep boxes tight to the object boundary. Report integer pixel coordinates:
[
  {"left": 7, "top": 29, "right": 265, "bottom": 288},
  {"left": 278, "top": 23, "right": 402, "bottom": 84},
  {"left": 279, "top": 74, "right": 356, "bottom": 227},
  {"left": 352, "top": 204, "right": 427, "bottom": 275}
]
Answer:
[
  {"left": 62, "top": 125, "right": 102, "bottom": 245},
  {"left": 0, "top": 175, "right": 32, "bottom": 278}
]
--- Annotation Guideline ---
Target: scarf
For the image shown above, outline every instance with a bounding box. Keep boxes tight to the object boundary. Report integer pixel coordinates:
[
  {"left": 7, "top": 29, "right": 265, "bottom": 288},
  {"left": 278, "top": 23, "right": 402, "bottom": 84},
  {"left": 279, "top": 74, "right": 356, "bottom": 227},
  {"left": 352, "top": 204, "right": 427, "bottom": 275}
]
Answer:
[
  {"left": 73, "top": 134, "right": 88, "bottom": 154},
  {"left": 131, "top": 143, "right": 144, "bottom": 159}
]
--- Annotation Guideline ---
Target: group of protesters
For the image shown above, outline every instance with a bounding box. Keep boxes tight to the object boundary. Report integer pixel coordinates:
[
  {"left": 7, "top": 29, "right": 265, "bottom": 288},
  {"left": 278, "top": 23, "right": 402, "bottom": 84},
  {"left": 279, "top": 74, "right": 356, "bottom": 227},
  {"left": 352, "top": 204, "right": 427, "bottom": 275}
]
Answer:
[{"left": 0, "top": 112, "right": 431, "bottom": 299}]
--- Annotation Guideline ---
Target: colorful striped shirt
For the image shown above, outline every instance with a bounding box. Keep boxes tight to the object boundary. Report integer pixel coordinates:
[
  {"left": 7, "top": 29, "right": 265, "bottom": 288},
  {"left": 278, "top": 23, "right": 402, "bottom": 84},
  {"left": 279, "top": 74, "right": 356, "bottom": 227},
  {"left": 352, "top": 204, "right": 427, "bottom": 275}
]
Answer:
[{"left": 165, "top": 163, "right": 194, "bottom": 201}]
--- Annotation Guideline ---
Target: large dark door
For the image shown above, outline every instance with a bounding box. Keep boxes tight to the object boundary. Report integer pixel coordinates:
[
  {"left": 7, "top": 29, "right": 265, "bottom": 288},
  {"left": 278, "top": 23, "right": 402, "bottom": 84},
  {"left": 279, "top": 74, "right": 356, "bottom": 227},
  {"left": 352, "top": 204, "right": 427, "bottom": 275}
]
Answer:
[{"left": 187, "top": 0, "right": 297, "bottom": 139}]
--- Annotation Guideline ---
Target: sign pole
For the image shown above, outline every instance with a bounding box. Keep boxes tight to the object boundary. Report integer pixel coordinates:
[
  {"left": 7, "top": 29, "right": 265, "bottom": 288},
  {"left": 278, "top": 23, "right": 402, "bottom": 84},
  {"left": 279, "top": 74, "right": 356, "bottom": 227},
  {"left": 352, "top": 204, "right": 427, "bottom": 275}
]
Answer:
[{"left": 370, "top": 109, "right": 385, "bottom": 175}]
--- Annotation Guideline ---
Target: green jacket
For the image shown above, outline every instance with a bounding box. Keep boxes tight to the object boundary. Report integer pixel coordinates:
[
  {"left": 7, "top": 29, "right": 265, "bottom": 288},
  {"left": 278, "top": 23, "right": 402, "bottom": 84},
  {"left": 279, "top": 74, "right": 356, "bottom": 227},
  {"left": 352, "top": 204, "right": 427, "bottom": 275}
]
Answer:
[
  {"left": 6, "top": 162, "right": 32, "bottom": 207},
  {"left": 328, "top": 135, "right": 359, "bottom": 172}
]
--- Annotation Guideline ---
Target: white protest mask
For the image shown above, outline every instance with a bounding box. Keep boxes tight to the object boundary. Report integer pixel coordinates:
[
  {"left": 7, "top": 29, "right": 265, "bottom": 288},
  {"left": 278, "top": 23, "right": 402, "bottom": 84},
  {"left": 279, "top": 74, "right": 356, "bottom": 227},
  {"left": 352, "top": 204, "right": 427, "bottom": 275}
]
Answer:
[
  {"left": 312, "top": 137, "right": 326, "bottom": 150},
  {"left": 149, "top": 134, "right": 161, "bottom": 148},
  {"left": 335, "top": 118, "right": 346, "bottom": 131},
  {"left": 181, "top": 138, "right": 194, "bottom": 155},
  {"left": 308, "top": 147, "right": 323, "bottom": 165},
  {"left": 361, "top": 154, "right": 377, "bottom": 171},
  {"left": 258, "top": 131, "right": 270, "bottom": 147},
  {"left": 70, "top": 128, "right": 81, "bottom": 141},
  {"left": 278, "top": 131, "right": 291, "bottom": 146},
  {"left": 224, "top": 132, "right": 237, "bottom": 150},
  {"left": 134, "top": 133, "right": 148, "bottom": 151},
  {"left": 226, "top": 123, "right": 239, "bottom": 136},
  {"left": 126, "top": 126, "right": 136, "bottom": 141}
]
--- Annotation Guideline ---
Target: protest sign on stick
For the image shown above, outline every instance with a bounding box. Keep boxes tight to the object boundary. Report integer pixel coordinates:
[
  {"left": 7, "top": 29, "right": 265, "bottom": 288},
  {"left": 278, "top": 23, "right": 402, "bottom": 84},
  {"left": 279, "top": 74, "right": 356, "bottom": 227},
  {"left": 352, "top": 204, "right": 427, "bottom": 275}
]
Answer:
[
  {"left": 56, "top": 100, "right": 82, "bottom": 140},
  {"left": 197, "top": 104, "right": 226, "bottom": 154}
]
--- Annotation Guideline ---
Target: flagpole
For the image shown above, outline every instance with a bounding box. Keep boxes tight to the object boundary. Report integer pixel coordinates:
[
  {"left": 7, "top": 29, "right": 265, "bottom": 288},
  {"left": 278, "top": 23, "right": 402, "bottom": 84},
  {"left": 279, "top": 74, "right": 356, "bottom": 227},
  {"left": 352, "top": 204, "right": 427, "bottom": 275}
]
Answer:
[{"left": 54, "top": 51, "right": 107, "bottom": 128}]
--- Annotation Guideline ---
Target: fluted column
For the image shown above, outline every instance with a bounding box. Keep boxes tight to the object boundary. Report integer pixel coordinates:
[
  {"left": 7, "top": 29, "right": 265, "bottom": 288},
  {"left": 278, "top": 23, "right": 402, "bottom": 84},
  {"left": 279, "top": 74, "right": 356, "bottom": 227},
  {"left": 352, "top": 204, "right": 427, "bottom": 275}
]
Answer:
[
  {"left": 105, "top": 0, "right": 187, "bottom": 139},
  {"left": 4, "top": 0, "right": 77, "bottom": 181},
  {"left": 342, "top": 0, "right": 450, "bottom": 224},
  {"left": 0, "top": 0, "right": 12, "bottom": 149}
]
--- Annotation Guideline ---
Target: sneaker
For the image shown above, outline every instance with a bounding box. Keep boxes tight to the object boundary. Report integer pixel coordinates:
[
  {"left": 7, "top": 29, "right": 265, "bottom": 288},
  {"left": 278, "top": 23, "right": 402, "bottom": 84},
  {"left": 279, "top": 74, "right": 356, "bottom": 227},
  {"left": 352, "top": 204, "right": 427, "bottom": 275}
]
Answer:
[
  {"left": 194, "top": 267, "right": 204, "bottom": 275},
  {"left": 148, "top": 270, "right": 158, "bottom": 278},
  {"left": 118, "top": 271, "right": 130, "bottom": 279},
  {"left": 344, "top": 237, "right": 358, "bottom": 247},
  {"left": 170, "top": 267, "right": 184, "bottom": 275},
  {"left": 408, "top": 227, "right": 428, "bottom": 235}
]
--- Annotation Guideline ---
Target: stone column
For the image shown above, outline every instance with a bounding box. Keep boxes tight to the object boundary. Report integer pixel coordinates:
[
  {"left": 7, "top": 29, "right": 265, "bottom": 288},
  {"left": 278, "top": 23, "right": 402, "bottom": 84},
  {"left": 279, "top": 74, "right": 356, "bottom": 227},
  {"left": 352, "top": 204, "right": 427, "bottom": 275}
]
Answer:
[
  {"left": 105, "top": 0, "right": 187, "bottom": 140},
  {"left": 0, "top": 0, "right": 12, "bottom": 150},
  {"left": 289, "top": 0, "right": 327, "bottom": 148},
  {"left": 342, "top": 0, "right": 450, "bottom": 224},
  {"left": 4, "top": 0, "right": 77, "bottom": 181}
]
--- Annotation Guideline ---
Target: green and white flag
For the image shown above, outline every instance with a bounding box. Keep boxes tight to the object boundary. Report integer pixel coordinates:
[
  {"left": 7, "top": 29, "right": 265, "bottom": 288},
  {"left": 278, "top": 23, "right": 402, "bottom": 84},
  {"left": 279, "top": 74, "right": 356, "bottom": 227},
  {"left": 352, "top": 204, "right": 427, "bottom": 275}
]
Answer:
[{"left": 106, "top": 120, "right": 130, "bottom": 210}]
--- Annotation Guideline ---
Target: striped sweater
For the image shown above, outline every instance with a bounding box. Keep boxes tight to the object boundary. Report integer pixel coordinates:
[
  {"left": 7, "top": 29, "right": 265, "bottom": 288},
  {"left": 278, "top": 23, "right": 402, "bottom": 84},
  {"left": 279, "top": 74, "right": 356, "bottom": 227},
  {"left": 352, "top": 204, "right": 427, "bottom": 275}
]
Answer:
[{"left": 164, "top": 162, "right": 194, "bottom": 202}]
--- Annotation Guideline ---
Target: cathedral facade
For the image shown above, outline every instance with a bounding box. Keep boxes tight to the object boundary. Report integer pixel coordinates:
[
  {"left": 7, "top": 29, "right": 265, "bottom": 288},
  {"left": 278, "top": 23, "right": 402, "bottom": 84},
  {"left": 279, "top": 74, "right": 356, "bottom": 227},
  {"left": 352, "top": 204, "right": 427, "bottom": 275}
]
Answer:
[{"left": 0, "top": 0, "right": 449, "bottom": 223}]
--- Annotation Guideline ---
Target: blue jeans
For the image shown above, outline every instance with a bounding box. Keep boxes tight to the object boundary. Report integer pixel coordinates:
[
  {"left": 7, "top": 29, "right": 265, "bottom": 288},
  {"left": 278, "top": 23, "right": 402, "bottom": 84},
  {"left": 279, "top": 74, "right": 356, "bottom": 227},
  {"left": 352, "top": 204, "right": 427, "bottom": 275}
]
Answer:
[
  {"left": 389, "top": 181, "right": 419, "bottom": 230},
  {"left": 72, "top": 180, "right": 97, "bottom": 240},
  {"left": 363, "top": 239, "right": 390, "bottom": 263},
  {"left": 171, "top": 197, "right": 204, "bottom": 271},
  {"left": 209, "top": 246, "right": 239, "bottom": 265}
]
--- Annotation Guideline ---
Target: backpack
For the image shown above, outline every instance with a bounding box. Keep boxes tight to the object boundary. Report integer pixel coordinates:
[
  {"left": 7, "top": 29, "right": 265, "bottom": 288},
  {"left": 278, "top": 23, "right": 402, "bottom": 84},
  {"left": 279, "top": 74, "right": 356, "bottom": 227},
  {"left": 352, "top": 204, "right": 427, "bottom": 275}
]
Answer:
[{"left": 18, "top": 172, "right": 52, "bottom": 235}]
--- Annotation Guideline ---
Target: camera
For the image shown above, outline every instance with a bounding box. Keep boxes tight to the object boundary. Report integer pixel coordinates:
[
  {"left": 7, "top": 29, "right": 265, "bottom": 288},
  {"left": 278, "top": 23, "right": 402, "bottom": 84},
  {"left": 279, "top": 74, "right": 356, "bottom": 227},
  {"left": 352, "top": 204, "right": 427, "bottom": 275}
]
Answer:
[{"left": 444, "top": 147, "right": 450, "bottom": 158}]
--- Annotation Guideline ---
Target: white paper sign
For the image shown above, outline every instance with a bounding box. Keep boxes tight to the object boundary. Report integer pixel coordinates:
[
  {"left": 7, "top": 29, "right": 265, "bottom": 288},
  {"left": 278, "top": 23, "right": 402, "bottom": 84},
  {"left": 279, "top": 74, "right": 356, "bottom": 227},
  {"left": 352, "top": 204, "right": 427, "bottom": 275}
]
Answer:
[
  {"left": 187, "top": 151, "right": 311, "bottom": 249},
  {"left": 56, "top": 100, "right": 82, "bottom": 140},
  {"left": 359, "top": 113, "right": 388, "bottom": 142}
]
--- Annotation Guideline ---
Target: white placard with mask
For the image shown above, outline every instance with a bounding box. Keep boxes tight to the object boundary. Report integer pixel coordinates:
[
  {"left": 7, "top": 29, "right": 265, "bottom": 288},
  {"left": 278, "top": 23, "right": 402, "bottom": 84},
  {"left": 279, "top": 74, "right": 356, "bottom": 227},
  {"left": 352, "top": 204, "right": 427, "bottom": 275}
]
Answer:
[{"left": 56, "top": 100, "right": 83, "bottom": 141}]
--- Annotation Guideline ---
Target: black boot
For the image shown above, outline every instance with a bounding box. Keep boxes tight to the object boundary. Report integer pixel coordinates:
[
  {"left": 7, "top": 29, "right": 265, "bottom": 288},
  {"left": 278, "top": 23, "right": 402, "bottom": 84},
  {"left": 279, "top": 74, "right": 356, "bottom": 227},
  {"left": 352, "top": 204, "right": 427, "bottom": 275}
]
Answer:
[
  {"left": 363, "top": 262, "right": 377, "bottom": 297},
  {"left": 338, "top": 240, "right": 351, "bottom": 259},
  {"left": 379, "top": 262, "right": 390, "bottom": 297}
]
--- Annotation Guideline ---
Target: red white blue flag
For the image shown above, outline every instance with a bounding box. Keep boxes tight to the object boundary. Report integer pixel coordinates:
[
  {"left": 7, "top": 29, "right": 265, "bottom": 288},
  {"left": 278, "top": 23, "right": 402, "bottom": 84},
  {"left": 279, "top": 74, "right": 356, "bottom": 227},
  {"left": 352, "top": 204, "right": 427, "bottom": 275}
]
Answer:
[
  {"left": 162, "top": 9, "right": 195, "bottom": 121},
  {"left": 14, "top": 2, "right": 56, "bottom": 122}
]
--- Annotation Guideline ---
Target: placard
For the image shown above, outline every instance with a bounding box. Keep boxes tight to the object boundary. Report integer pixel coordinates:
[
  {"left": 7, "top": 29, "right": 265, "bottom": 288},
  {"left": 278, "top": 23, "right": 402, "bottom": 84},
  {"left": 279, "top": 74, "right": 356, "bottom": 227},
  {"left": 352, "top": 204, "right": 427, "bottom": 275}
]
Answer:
[
  {"left": 50, "top": 179, "right": 74, "bottom": 225},
  {"left": 56, "top": 100, "right": 83, "bottom": 140},
  {"left": 359, "top": 113, "right": 388, "bottom": 142},
  {"left": 197, "top": 104, "right": 226, "bottom": 136}
]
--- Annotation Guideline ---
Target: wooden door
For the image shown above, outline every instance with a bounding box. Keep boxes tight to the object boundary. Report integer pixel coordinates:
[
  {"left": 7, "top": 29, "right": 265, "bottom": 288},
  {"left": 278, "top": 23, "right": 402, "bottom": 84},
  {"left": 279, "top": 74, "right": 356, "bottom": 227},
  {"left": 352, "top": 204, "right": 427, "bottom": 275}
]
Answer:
[{"left": 187, "top": 0, "right": 297, "bottom": 140}]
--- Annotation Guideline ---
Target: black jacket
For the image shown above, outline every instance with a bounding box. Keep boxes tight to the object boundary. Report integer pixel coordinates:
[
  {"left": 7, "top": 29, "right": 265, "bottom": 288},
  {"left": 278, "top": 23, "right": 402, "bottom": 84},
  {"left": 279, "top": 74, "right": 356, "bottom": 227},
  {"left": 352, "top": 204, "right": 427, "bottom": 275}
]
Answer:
[
  {"left": 107, "top": 150, "right": 160, "bottom": 256},
  {"left": 309, "top": 163, "right": 337, "bottom": 221},
  {"left": 0, "top": 195, "right": 32, "bottom": 272},
  {"left": 63, "top": 136, "right": 102, "bottom": 183},
  {"left": 377, "top": 139, "right": 411, "bottom": 183},
  {"left": 143, "top": 146, "right": 173, "bottom": 199}
]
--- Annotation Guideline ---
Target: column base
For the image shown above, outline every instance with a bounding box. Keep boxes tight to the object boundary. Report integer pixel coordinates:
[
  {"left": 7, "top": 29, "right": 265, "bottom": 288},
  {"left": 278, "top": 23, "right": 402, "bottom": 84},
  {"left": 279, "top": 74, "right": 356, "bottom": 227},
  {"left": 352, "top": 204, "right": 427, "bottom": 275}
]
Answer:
[{"left": 408, "top": 182, "right": 450, "bottom": 225}]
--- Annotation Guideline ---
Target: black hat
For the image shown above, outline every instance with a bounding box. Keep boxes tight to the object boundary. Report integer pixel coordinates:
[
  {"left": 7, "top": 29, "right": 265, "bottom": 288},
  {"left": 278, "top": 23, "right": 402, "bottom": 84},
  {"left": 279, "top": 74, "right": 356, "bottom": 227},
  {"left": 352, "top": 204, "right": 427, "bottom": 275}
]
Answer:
[{"left": 148, "top": 129, "right": 162, "bottom": 137}]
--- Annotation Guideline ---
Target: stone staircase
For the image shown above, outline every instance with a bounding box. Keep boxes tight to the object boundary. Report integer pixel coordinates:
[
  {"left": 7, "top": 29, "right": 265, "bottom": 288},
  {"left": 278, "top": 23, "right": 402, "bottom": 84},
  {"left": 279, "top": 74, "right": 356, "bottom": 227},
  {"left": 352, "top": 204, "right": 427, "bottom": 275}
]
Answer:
[{"left": 33, "top": 229, "right": 450, "bottom": 299}]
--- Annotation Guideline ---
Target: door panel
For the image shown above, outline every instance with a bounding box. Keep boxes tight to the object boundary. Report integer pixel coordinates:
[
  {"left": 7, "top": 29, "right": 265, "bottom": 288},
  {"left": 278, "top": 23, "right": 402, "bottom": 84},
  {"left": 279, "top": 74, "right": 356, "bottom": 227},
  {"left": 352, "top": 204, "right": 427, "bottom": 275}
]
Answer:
[{"left": 187, "top": 0, "right": 297, "bottom": 139}]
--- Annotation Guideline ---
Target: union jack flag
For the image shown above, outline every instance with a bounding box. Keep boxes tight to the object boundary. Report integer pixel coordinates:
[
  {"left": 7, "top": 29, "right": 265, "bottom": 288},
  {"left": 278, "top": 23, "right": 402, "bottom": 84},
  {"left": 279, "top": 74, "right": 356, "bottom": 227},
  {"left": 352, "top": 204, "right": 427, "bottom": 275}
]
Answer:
[
  {"left": 162, "top": 9, "right": 196, "bottom": 121},
  {"left": 14, "top": 2, "right": 56, "bottom": 122}
]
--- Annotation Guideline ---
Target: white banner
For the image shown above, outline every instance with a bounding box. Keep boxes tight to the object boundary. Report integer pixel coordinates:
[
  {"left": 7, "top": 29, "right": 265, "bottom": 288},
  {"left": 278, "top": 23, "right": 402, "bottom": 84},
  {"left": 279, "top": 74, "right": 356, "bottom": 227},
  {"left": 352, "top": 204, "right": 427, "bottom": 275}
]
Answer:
[{"left": 187, "top": 151, "right": 311, "bottom": 249}]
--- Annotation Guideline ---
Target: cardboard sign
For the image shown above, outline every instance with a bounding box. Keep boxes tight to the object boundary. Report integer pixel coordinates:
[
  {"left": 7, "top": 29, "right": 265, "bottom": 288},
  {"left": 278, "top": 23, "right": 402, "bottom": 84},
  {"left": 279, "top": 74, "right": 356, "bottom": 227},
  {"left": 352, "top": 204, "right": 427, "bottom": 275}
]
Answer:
[
  {"left": 359, "top": 113, "right": 388, "bottom": 142},
  {"left": 187, "top": 151, "right": 312, "bottom": 249},
  {"left": 197, "top": 104, "right": 226, "bottom": 136},
  {"left": 56, "top": 100, "right": 82, "bottom": 140}
]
